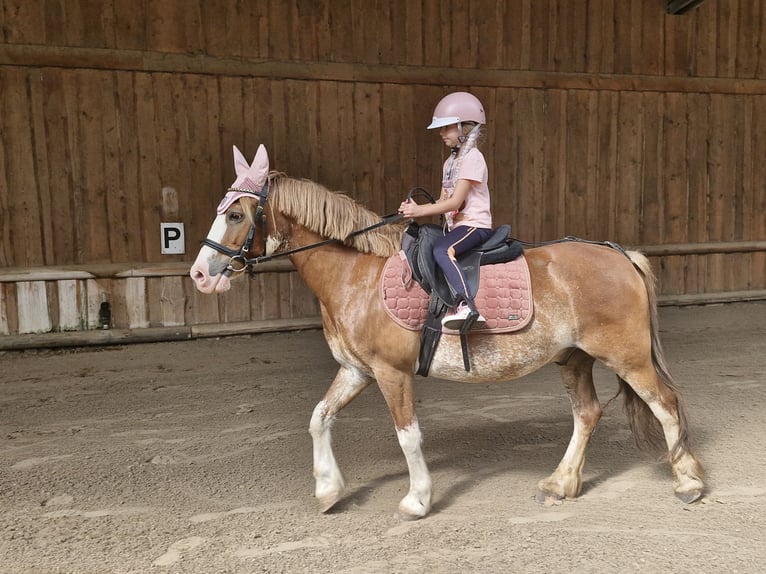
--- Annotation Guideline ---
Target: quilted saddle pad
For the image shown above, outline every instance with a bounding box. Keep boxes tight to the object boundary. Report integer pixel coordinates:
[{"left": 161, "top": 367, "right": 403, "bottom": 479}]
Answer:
[{"left": 380, "top": 252, "right": 534, "bottom": 333}]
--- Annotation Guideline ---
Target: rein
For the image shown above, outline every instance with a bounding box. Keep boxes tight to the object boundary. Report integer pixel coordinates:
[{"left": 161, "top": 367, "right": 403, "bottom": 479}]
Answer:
[
  {"left": 247, "top": 211, "right": 403, "bottom": 267},
  {"left": 202, "top": 178, "right": 404, "bottom": 277}
]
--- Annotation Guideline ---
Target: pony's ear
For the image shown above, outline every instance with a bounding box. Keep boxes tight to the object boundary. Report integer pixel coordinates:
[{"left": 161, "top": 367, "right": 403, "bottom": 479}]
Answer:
[
  {"left": 230, "top": 144, "right": 270, "bottom": 192},
  {"left": 250, "top": 144, "right": 269, "bottom": 185},
  {"left": 232, "top": 145, "right": 251, "bottom": 179}
]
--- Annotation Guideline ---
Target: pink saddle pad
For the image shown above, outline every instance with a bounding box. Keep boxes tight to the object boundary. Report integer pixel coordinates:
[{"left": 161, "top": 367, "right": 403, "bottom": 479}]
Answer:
[{"left": 380, "top": 252, "right": 534, "bottom": 333}]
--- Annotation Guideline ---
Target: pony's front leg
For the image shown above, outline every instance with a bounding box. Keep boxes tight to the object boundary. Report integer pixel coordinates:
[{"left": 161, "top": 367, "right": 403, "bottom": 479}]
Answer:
[
  {"left": 309, "top": 366, "right": 372, "bottom": 513},
  {"left": 377, "top": 369, "right": 432, "bottom": 520},
  {"left": 537, "top": 351, "right": 601, "bottom": 502}
]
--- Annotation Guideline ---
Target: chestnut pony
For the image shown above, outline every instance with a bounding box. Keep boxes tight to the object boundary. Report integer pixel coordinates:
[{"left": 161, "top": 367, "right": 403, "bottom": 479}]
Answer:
[{"left": 190, "top": 145, "right": 704, "bottom": 520}]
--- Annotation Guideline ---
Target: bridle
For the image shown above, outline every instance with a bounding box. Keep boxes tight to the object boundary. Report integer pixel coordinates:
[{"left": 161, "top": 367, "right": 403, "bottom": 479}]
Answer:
[
  {"left": 201, "top": 178, "right": 403, "bottom": 277},
  {"left": 200, "top": 180, "right": 272, "bottom": 277}
]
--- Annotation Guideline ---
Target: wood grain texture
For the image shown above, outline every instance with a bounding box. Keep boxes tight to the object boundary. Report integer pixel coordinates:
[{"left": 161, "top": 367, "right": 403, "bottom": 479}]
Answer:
[{"left": 2, "top": 0, "right": 766, "bottom": 338}]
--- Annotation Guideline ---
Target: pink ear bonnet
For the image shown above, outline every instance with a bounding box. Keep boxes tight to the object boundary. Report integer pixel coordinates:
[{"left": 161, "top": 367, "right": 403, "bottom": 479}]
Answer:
[{"left": 216, "top": 144, "right": 270, "bottom": 214}]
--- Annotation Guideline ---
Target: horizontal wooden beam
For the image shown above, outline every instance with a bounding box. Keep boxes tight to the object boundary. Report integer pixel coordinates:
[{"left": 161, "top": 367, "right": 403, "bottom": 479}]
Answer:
[
  {"left": 0, "top": 317, "right": 324, "bottom": 350},
  {"left": 631, "top": 240, "right": 766, "bottom": 256},
  {"left": 2, "top": 240, "right": 765, "bottom": 283},
  {"left": 3, "top": 44, "right": 766, "bottom": 95},
  {"left": 2, "top": 290, "right": 766, "bottom": 350},
  {"left": 658, "top": 290, "right": 766, "bottom": 306},
  {"left": 0, "top": 259, "right": 295, "bottom": 282}
]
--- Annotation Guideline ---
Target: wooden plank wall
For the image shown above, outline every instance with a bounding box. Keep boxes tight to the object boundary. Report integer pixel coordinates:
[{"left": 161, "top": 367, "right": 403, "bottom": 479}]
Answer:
[{"left": 1, "top": 0, "right": 766, "bottom": 337}]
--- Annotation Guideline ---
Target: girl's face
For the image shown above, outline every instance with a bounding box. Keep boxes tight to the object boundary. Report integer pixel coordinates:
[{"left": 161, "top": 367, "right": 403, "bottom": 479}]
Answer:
[{"left": 439, "top": 124, "right": 460, "bottom": 148}]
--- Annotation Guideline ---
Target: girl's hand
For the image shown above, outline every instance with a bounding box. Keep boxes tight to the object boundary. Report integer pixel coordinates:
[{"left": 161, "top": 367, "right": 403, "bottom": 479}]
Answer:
[{"left": 398, "top": 200, "right": 421, "bottom": 218}]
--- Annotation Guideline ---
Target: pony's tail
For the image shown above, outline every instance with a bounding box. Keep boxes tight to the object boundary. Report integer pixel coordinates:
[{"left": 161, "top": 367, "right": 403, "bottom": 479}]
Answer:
[{"left": 616, "top": 251, "right": 690, "bottom": 464}]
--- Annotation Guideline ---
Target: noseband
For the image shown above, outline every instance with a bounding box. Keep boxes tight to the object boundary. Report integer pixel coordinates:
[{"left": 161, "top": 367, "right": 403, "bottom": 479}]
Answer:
[{"left": 201, "top": 179, "right": 403, "bottom": 277}]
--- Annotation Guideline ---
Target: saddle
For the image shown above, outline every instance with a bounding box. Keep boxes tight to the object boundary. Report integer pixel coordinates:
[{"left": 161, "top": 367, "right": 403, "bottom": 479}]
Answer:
[{"left": 400, "top": 222, "right": 524, "bottom": 376}]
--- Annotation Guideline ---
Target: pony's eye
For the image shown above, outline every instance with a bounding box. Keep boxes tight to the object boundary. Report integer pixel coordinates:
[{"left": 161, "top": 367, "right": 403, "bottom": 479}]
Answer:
[{"left": 227, "top": 211, "right": 244, "bottom": 224}]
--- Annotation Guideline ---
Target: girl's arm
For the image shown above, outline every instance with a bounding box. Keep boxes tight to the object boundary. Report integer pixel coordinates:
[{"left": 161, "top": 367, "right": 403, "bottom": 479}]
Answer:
[{"left": 399, "top": 179, "right": 472, "bottom": 219}]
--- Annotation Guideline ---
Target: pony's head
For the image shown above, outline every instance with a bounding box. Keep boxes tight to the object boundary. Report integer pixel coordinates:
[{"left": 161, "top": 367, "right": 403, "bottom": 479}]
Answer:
[
  {"left": 190, "top": 145, "right": 271, "bottom": 293},
  {"left": 191, "top": 144, "right": 406, "bottom": 294}
]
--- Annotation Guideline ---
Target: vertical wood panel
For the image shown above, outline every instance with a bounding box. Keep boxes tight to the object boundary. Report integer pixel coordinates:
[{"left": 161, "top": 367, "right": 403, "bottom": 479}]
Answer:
[
  {"left": 57, "top": 279, "right": 81, "bottom": 331},
  {"left": 220, "top": 279, "right": 251, "bottom": 323},
  {"left": 184, "top": 277, "right": 218, "bottom": 325},
  {"left": 16, "top": 281, "right": 51, "bottom": 333},
  {"left": 2, "top": 0, "right": 45, "bottom": 42},
  {"left": 0, "top": 284, "right": 9, "bottom": 334},
  {"left": 112, "top": 0, "right": 146, "bottom": 50},
  {"left": 664, "top": 8, "right": 693, "bottom": 76},
  {"left": 3, "top": 68, "right": 44, "bottom": 266},
  {"left": 640, "top": 94, "right": 664, "bottom": 246},
  {"left": 160, "top": 276, "right": 186, "bottom": 327},
  {"left": 134, "top": 73, "right": 162, "bottom": 262},
  {"left": 717, "top": 0, "right": 739, "bottom": 78},
  {"left": 661, "top": 93, "right": 690, "bottom": 294},
  {"left": 27, "top": 69, "right": 54, "bottom": 264},
  {"left": 595, "top": 91, "right": 618, "bottom": 241},
  {"left": 685, "top": 94, "right": 709, "bottom": 293},
  {"left": 586, "top": 0, "right": 612, "bottom": 73},
  {"left": 40, "top": 69, "right": 77, "bottom": 264},
  {"left": 564, "top": 90, "right": 591, "bottom": 238},
  {"left": 1, "top": 284, "right": 18, "bottom": 334},
  {"left": 542, "top": 90, "right": 567, "bottom": 239},
  {"left": 125, "top": 276, "right": 148, "bottom": 329},
  {"left": 0, "top": 71, "right": 11, "bottom": 267},
  {"left": 492, "top": 87, "right": 517, "bottom": 232},
  {"left": 751, "top": 96, "right": 766, "bottom": 289},
  {"left": 251, "top": 274, "right": 281, "bottom": 321},
  {"left": 351, "top": 83, "right": 382, "bottom": 207},
  {"left": 114, "top": 72, "right": 144, "bottom": 262},
  {"left": 77, "top": 70, "right": 110, "bottom": 262},
  {"left": 615, "top": 92, "right": 643, "bottom": 244}
]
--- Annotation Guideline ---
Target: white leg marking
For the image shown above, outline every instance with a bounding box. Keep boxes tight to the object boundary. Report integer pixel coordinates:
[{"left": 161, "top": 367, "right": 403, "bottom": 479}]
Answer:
[
  {"left": 396, "top": 421, "right": 432, "bottom": 519},
  {"left": 538, "top": 412, "right": 591, "bottom": 500},
  {"left": 308, "top": 366, "right": 371, "bottom": 510},
  {"left": 309, "top": 399, "right": 345, "bottom": 506}
]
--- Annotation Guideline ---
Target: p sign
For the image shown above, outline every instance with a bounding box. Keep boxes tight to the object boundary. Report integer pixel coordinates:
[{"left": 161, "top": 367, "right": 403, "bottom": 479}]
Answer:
[{"left": 160, "top": 223, "right": 185, "bottom": 254}]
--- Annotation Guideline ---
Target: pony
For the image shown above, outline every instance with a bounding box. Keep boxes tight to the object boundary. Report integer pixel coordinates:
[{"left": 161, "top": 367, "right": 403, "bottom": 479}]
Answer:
[{"left": 190, "top": 145, "right": 704, "bottom": 520}]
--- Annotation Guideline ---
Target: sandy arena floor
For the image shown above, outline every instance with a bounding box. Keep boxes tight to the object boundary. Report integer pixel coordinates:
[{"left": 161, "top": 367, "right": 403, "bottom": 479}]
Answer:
[{"left": 1, "top": 302, "right": 765, "bottom": 573}]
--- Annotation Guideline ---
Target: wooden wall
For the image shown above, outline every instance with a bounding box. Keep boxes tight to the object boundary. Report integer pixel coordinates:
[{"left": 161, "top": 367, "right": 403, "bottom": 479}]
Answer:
[{"left": 2, "top": 0, "right": 766, "bottom": 339}]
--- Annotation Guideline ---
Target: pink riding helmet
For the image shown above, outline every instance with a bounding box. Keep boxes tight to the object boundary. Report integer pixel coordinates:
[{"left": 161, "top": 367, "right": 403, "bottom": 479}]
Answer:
[{"left": 427, "top": 92, "right": 486, "bottom": 129}]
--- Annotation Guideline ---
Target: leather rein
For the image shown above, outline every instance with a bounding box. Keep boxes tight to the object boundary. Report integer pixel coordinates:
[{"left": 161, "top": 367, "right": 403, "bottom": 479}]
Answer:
[{"left": 201, "top": 178, "right": 403, "bottom": 277}]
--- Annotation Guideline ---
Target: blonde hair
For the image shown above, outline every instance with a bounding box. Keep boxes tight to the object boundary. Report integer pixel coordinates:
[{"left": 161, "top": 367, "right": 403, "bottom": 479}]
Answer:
[{"left": 453, "top": 122, "right": 483, "bottom": 180}]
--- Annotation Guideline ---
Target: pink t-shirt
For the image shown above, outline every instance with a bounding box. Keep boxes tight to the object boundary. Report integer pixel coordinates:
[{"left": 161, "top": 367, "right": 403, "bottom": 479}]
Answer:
[{"left": 442, "top": 147, "right": 492, "bottom": 230}]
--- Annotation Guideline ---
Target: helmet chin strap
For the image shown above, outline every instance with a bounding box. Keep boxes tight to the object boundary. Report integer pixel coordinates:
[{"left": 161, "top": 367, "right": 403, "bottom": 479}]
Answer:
[{"left": 456, "top": 122, "right": 480, "bottom": 146}]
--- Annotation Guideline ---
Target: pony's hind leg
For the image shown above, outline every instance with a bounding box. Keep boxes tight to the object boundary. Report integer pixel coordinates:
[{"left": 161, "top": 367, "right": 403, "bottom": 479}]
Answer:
[
  {"left": 537, "top": 350, "right": 602, "bottom": 502},
  {"left": 309, "top": 366, "right": 372, "bottom": 513},
  {"left": 618, "top": 368, "right": 705, "bottom": 503}
]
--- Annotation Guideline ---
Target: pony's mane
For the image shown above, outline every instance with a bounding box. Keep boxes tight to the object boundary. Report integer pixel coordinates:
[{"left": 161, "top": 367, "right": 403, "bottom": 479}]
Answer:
[{"left": 267, "top": 173, "right": 405, "bottom": 257}]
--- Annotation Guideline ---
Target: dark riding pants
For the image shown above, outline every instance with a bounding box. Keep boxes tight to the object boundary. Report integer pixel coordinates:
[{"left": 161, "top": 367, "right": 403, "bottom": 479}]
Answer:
[{"left": 433, "top": 226, "right": 493, "bottom": 303}]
